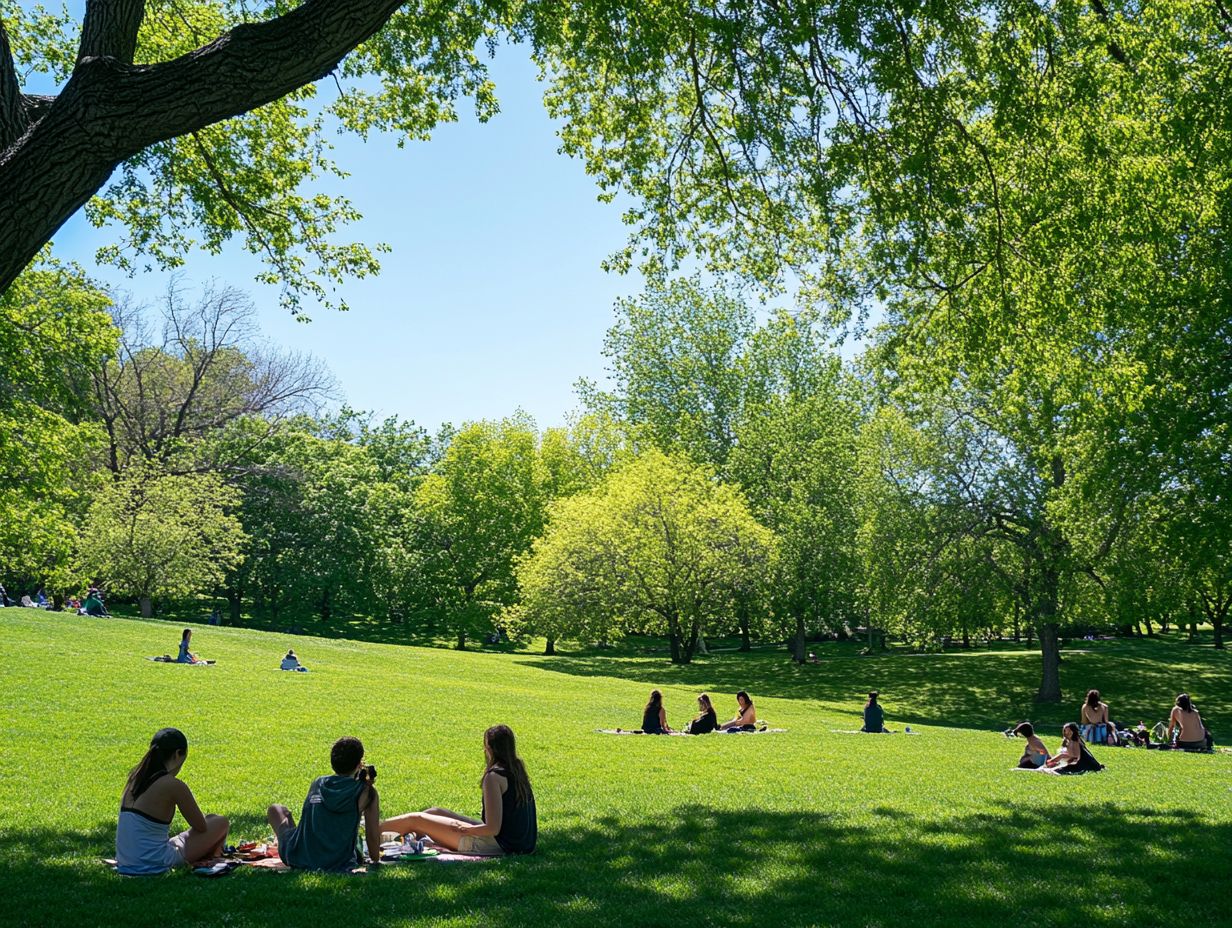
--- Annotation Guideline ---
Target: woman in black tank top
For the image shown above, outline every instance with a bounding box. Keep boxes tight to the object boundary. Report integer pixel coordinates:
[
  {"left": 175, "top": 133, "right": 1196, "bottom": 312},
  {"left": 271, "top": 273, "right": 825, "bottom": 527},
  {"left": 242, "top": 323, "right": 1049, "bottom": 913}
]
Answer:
[{"left": 641, "top": 689, "right": 671, "bottom": 733}]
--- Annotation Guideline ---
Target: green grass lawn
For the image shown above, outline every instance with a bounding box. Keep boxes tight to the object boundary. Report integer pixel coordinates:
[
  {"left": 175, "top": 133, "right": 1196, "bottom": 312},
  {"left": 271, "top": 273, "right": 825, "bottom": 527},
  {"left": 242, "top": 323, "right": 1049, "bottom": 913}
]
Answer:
[{"left": 0, "top": 608, "right": 1228, "bottom": 928}]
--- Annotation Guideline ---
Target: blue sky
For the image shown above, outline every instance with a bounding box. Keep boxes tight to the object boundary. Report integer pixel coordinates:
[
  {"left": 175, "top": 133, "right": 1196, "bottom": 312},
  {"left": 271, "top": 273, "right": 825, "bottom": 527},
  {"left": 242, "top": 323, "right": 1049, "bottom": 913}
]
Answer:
[{"left": 43, "top": 39, "right": 645, "bottom": 432}]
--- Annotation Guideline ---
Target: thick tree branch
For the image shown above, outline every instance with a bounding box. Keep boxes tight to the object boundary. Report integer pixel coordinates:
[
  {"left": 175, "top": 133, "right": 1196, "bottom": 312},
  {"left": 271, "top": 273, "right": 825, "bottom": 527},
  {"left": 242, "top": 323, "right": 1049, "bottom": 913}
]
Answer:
[
  {"left": 77, "top": 0, "right": 147, "bottom": 64},
  {"left": 0, "top": 18, "right": 26, "bottom": 149},
  {"left": 0, "top": 0, "right": 407, "bottom": 296}
]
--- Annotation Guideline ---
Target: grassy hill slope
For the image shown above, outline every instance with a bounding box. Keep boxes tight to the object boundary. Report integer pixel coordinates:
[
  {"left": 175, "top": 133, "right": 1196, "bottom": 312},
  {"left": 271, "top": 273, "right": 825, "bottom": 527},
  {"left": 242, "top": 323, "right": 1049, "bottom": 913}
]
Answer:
[{"left": 0, "top": 610, "right": 1227, "bottom": 928}]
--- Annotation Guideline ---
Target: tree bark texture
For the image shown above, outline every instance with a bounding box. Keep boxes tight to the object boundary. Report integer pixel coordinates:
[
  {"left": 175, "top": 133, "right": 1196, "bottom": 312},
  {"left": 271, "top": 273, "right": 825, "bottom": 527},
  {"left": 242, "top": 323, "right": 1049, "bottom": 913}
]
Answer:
[
  {"left": 0, "top": 1, "right": 406, "bottom": 294},
  {"left": 1035, "top": 623, "right": 1062, "bottom": 702}
]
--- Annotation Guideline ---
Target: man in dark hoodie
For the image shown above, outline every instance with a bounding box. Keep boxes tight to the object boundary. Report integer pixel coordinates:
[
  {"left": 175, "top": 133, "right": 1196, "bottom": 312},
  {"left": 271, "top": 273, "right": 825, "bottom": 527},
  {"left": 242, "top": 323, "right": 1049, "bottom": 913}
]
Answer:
[{"left": 267, "top": 736, "right": 382, "bottom": 870}]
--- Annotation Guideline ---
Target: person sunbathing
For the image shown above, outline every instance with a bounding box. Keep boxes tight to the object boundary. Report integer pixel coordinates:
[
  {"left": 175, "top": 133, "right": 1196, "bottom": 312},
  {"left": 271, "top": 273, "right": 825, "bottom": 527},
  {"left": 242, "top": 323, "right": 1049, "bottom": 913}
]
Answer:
[
  {"left": 1167, "top": 694, "right": 1208, "bottom": 751},
  {"left": 1013, "top": 722, "right": 1051, "bottom": 768},
  {"left": 381, "top": 725, "right": 537, "bottom": 856},
  {"left": 684, "top": 693, "right": 719, "bottom": 734},
  {"left": 115, "top": 728, "right": 229, "bottom": 875},
  {"left": 720, "top": 691, "right": 758, "bottom": 732},
  {"left": 641, "top": 689, "right": 672, "bottom": 733},
  {"left": 1043, "top": 723, "right": 1104, "bottom": 773},
  {"left": 1080, "top": 689, "right": 1111, "bottom": 745}
]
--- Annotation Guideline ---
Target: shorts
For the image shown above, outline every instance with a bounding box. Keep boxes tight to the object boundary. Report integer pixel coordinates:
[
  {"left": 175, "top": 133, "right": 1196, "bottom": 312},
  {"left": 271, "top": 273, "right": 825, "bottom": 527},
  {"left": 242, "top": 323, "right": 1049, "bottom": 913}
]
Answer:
[
  {"left": 167, "top": 829, "right": 191, "bottom": 866},
  {"left": 1176, "top": 739, "right": 1207, "bottom": 752},
  {"left": 273, "top": 820, "right": 297, "bottom": 851},
  {"left": 457, "top": 834, "right": 504, "bottom": 856}
]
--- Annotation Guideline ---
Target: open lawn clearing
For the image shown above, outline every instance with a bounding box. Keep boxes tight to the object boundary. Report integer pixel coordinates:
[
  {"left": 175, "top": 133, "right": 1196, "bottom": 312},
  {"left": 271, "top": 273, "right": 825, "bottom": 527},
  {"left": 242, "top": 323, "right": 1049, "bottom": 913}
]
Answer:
[{"left": 0, "top": 610, "right": 1228, "bottom": 928}]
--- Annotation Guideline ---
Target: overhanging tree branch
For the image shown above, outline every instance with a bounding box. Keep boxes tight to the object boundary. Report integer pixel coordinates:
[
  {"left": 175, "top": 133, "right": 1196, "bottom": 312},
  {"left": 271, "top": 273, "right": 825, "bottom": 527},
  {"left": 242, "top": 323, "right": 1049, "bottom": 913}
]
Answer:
[{"left": 0, "top": 0, "right": 407, "bottom": 296}]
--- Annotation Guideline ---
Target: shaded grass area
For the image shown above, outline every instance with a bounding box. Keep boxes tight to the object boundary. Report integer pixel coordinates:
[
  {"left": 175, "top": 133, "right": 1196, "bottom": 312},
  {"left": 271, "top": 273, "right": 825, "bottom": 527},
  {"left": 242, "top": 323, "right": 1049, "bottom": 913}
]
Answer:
[{"left": 0, "top": 610, "right": 1228, "bottom": 928}]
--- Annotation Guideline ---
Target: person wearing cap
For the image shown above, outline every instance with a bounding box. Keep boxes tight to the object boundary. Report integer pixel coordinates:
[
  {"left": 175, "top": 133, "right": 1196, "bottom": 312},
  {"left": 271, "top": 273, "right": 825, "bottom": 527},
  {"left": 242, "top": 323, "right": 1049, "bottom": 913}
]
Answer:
[
  {"left": 861, "top": 691, "right": 888, "bottom": 733},
  {"left": 116, "top": 728, "right": 229, "bottom": 875}
]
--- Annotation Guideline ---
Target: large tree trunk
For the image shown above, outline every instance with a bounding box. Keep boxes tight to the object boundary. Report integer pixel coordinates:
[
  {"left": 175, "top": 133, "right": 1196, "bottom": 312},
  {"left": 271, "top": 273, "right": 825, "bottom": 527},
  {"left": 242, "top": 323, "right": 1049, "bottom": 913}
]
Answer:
[
  {"left": 0, "top": 1, "right": 406, "bottom": 294},
  {"left": 544, "top": 636, "right": 555, "bottom": 656},
  {"left": 319, "top": 587, "right": 331, "bottom": 622},
  {"left": 738, "top": 602, "right": 751, "bottom": 651},
  {"left": 225, "top": 587, "right": 242, "bottom": 624},
  {"left": 792, "top": 614, "right": 807, "bottom": 663},
  {"left": 456, "top": 629, "right": 467, "bottom": 650},
  {"left": 139, "top": 595, "right": 153, "bottom": 618},
  {"left": 1036, "top": 622, "right": 1062, "bottom": 702}
]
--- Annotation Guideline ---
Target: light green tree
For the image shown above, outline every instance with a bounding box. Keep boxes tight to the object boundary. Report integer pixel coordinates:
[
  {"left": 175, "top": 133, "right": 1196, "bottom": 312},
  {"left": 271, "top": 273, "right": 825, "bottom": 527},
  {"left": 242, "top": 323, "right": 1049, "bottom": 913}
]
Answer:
[
  {"left": 411, "top": 417, "right": 546, "bottom": 649},
  {"left": 80, "top": 466, "right": 245, "bottom": 616},
  {"left": 516, "top": 449, "right": 775, "bottom": 664}
]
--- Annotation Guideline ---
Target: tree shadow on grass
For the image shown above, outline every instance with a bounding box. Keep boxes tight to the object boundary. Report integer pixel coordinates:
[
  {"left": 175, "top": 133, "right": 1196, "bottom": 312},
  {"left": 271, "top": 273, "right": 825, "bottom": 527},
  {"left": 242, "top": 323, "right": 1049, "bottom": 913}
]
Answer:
[
  {"left": 5, "top": 805, "right": 1228, "bottom": 928},
  {"left": 516, "top": 638, "right": 1232, "bottom": 733}
]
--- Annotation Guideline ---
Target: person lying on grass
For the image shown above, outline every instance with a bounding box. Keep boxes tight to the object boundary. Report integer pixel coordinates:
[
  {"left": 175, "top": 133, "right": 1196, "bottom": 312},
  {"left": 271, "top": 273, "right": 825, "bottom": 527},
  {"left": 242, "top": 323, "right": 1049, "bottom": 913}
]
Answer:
[
  {"left": 1013, "top": 722, "right": 1051, "bottom": 769},
  {"left": 641, "top": 689, "right": 672, "bottom": 733},
  {"left": 861, "top": 691, "right": 888, "bottom": 733},
  {"left": 1168, "top": 694, "right": 1208, "bottom": 751},
  {"left": 116, "top": 727, "right": 229, "bottom": 875},
  {"left": 720, "top": 691, "right": 758, "bottom": 732},
  {"left": 267, "top": 736, "right": 382, "bottom": 871},
  {"left": 684, "top": 693, "right": 719, "bottom": 734},
  {"left": 380, "top": 724, "right": 537, "bottom": 856},
  {"left": 1042, "top": 723, "right": 1104, "bottom": 774}
]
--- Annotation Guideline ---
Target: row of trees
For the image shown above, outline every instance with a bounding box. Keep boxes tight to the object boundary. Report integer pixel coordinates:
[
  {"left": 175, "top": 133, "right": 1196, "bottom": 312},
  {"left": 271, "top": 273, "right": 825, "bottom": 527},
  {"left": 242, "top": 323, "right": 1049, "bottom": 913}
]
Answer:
[
  {"left": 4, "top": 269, "right": 1227, "bottom": 704},
  {"left": 2, "top": 2, "right": 1230, "bottom": 702}
]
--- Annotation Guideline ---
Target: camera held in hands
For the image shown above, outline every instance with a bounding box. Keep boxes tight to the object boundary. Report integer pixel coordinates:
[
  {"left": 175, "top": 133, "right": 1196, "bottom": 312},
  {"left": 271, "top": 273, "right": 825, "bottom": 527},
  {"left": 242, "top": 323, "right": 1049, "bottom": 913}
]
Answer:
[{"left": 355, "top": 763, "right": 377, "bottom": 783}]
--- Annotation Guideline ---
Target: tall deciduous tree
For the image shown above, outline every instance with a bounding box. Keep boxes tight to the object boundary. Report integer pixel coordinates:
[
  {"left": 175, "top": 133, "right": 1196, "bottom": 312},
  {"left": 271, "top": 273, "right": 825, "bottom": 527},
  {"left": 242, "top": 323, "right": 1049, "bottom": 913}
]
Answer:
[
  {"left": 0, "top": 259, "right": 116, "bottom": 592},
  {"left": 80, "top": 465, "right": 245, "bottom": 616},
  {"left": 515, "top": 449, "right": 775, "bottom": 664},
  {"left": 411, "top": 417, "right": 545, "bottom": 649}
]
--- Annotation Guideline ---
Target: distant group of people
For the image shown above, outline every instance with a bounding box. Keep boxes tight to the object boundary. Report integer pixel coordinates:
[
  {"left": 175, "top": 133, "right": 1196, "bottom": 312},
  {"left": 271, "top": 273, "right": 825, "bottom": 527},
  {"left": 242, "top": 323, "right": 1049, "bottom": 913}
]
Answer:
[
  {"left": 0, "top": 582, "right": 112, "bottom": 615},
  {"left": 638, "top": 690, "right": 759, "bottom": 734},
  {"left": 1010, "top": 689, "right": 1213, "bottom": 772},
  {"left": 116, "top": 725, "right": 537, "bottom": 876}
]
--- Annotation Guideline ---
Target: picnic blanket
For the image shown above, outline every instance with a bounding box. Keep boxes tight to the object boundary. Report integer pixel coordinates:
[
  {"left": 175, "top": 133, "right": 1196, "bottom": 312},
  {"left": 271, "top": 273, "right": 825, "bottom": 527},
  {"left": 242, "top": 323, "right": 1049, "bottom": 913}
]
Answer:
[
  {"left": 144, "top": 656, "right": 214, "bottom": 664},
  {"left": 830, "top": 728, "right": 920, "bottom": 735}
]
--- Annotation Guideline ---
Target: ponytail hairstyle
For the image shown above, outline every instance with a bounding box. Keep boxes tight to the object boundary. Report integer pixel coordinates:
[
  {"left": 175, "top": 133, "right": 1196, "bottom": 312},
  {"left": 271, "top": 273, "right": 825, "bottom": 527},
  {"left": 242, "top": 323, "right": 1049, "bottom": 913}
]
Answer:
[
  {"left": 1086, "top": 689, "right": 1101, "bottom": 709},
  {"left": 1176, "top": 693, "right": 1194, "bottom": 713},
  {"left": 645, "top": 689, "right": 663, "bottom": 715},
  {"left": 126, "top": 728, "right": 188, "bottom": 800},
  {"left": 867, "top": 691, "right": 880, "bottom": 707},
  {"left": 484, "top": 725, "right": 532, "bottom": 805}
]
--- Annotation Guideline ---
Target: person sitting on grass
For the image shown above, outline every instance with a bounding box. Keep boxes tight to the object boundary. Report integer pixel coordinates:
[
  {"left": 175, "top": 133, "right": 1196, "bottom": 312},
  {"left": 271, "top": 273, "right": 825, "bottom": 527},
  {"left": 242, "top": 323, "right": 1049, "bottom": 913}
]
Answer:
[
  {"left": 1013, "top": 722, "right": 1051, "bottom": 768},
  {"left": 267, "top": 736, "right": 383, "bottom": 871},
  {"left": 720, "top": 691, "right": 758, "bottom": 732},
  {"left": 176, "top": 628, "right": 203, "bottom": 664},
  {"left": 1167, "top": 694, "right": 1208, "bottom": 751},
  {"left": 1080, "top": 689, "right": 1111, "bottom": 745},
  {"left": 280, "top": 649, "right": 308, "bottom": 672},
  {"left": 684, "top": 693, "right": 719, "bottom": 734},
  {"left": 380, "top": 724, "right": 537, "bottom": 856},
  {"left": 116, "top": 728, "right": 229, "bottom": 875},
  {"left": 641, "top": 689, "right": 671, "bottom": 734},
  {"left": 1043, "top": 723, "right": 1104, "bottom": 774},
  {"left": 81, "top": 588, "right": 109, "bottom": 616},
  {"left": 861, "top": 691, "right": 888, "bottom": 733}
]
